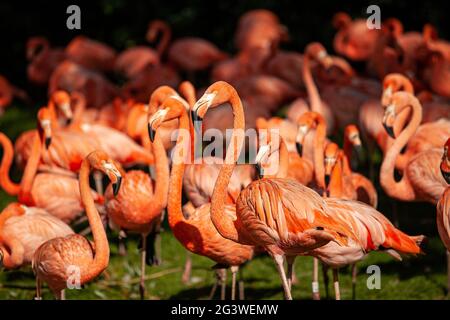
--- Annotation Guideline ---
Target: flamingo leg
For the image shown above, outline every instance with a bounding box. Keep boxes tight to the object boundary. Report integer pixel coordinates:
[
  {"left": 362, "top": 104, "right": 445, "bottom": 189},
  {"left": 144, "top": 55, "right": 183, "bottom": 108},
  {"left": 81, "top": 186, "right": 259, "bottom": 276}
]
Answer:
[
  {"left": 219, "top": 268, "right": 227, "bottom": 300},
  {"left": 238, "top": 267, "right": 245, "bottom": 300},
  {"left": 333, "top": 268, "right": 341, "bottom": 300},
  {"left": 139, "top": 234, "right": 147, "bottom": 300},
  {"left": 154, "top": 211, "right": 165, "bottom": 265},
  {"left": 208, "top": 271, "right": 220, "bottom": 300},
  {"left": 351, "top": 264, "right": 358, "bottom": 300},
  {"left": 273, "top": 254, "right": 292, "bottom": 300},
  {"left": 55, "top": 290, "right": 65, "bottom": 300},
  {"left": 182, "top": 251, "right": 192, "bottom": 284},
  {"left": 286, "top": 255, "right": 296, "bottom": 291},
  {"left": 312, "top": 257, "right": 320, "bottom": 300},
  {"left": 230, "top": 266, "right": 238, "bottom": 300},
  {"left": 35, "top": 277, "right": 42, "bottom": 300},
  {"left": 322, "top": 263, "right": 329, "bottom": 299},
  {"left": 447, "top": 250, "right": 450, "bottom": 297}
]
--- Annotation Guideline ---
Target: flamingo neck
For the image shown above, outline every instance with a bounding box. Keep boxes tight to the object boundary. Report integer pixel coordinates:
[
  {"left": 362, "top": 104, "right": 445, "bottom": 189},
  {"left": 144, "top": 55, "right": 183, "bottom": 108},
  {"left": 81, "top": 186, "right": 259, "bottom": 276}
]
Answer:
[
  {"left": 168, "top": 111, "right": 190, "bottom": 229},
  {"left": 328, "top": 156, "right": 345, "bottom": 198},
  {"left": 71, "top": 93, "right": 86, "bottom": 129},
  {"left": 302, "top": 54, "right": 322, "bottom": 113},
  {"left": 0, "top": 204, "right": 26, "bottom": 268},
  {"left": 211, "top": 91, "right": 245, "bottom": 243},
  {"left": 0, "top": 133, "right": 21, "bottom": 195},
  {"left": 313, "top": 118, "right": 327, "bottom": 190},
  {"left": 380, "top": 94, "right": 422, "bottom": 201},
  {"left": 79, "top": 160, "right": 109, "bottom": 284},
  {"left": 18, "top": 132, "right": 41, "bottom": 205},
  {"left": 47, "top": 100, "right": 60, "bottom": 129}
]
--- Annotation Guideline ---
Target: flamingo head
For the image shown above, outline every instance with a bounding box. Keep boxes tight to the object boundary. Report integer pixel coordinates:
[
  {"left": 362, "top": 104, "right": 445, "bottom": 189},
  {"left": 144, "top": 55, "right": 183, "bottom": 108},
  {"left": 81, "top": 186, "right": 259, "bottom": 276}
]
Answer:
[
  {"left": 382, "top": 73, "right": 413, "bottom": 106},
  {"left": 294, "top": 111, "right": 321, "bottom": 157},
  {"left": 148, "top": 96, "right": 187, "bottom": 142},
  {"left": 37, "top": 107, "right": 52, "bottom": 148},
  {"left": 255, "top": 128, "right": 281, "bottom": 179},
  {"left": 305, "top": 42, "right": 333, "bottom": 69},
  {"left": 87, "top": 151, "right": 122, "bottom": 196},
  {"left": 344, "top": 124, "right": 363, "bottom": 160},
  {"left": 52, "top": 90, "right": 72, "bottom": 124},
  {"left": 324, "top": 143, "right": 339, "bottom": 187}
]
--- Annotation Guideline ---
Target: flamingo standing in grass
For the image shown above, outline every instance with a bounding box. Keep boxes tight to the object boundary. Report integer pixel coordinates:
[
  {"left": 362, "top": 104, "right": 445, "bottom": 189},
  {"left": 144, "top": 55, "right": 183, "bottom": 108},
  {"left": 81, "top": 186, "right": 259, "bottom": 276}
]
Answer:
[
  {"left": 148, "top": 96, "right": 255, "bottom": 300},
  {"left": 380, "top": 91, "right": 448, "bottom": 204},
  {"left": 32, "top": 150, "right": 122, "bottom": 300},
  {"left": 104, "top": 125, "right": 169, "bottom": 299},
  {"left": 0, "top": 203, "right": 73, "bottom": 270},
  {"left": 192, "top": 81, "right": 359, "bottom": 300},
  {"left": 437, "top": 138, "right": 450, "bottom": 294}
]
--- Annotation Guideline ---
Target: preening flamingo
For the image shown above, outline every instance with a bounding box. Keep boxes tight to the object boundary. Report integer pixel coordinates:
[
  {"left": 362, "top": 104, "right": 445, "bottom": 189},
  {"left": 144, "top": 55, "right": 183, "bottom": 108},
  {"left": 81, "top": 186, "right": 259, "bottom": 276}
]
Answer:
[
  {"left": 437, "top": 138, "right": 450, "bottom": 293},
  {"left": 104, "top": 124, "right": 169, "bottom": 299},
  {"left": 380, "top": 92, "right": 448, "bottom": 204},
  {"left": 148, "top": 96, "right": 254, "bottom": 300},
  {"left": 192, "top": 81, "right": 358, "bottom": 300},
  {"left": 0, "top": 203, "right": 73, "bottom": 270},
  {"left": 32, "top": 150, "right": 122, "bottom": 300}
]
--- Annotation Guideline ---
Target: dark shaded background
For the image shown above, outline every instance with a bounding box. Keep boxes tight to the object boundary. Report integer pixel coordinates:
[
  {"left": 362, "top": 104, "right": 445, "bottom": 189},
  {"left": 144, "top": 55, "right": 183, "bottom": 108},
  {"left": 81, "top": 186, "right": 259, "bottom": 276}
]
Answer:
[{"left": 0, "top": 0, "right": 448, "bottom": 93}]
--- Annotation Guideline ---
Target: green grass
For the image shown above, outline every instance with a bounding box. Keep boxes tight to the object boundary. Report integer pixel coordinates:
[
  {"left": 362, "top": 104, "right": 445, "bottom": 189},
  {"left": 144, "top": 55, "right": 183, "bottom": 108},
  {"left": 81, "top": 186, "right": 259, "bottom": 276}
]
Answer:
[{"left": 0, "top": 104, "right": 449, "bottom": 300}]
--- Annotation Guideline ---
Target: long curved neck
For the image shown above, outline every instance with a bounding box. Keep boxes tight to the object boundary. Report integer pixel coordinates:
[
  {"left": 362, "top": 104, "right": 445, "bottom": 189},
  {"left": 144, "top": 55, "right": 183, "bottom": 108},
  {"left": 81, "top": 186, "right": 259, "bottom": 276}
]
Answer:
[
  {"left": 0, "top": 133, "right": 21, "bottom": 195},
  {"left": 143, "top": 132, "right": 169, "bottom": 220},
  {"left": 380, "top": 96, "right": 422, "bottom": 200},
  {"left": 156, "top": 22, "right": 171, "bottom": 58},
  {"left": 302, "top": 54, "right": 322, "bottom": 113},
  {"left": 329, "top": 155, "right": 344, "bottom": 198},
  {"left": 47, "top": 100, "right": 60, "bottom": 129},
  {"left": 71, "top": 93, "right": 86, "bottom": 129},
  {"left": 211, "top": 91, "right": 245, "bottom": 242},
  {"left": 168, "top": 111, "right": 190, "bottom": 228},
  {"left": 18, "top": 132, "right": 42, "bottom": 204},
  {"left": 79, "top": 160, "right": 109, "bottom": 283},
  {"left": 313, "top": 118, "right": 327, "bottom": 189}
]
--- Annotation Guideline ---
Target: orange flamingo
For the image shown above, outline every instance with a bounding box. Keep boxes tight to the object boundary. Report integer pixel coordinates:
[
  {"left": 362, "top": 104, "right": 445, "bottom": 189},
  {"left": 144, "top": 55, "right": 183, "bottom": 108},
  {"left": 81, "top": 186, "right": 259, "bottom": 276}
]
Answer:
[
  {"left": 114, "top": 46, "right": 160, "bottom": 79},
  {"left": 32, "top": 150, "right": 122, "bottom": 300},
  {"left": 285, "top": 43, "right": 335, "bottom": 134},
  {"left": 0, "top": 127, "right": 100, "bottom": 223},
  {"left": 104, "top": 123, "right": 169, "bottom": 299},
  {"left": 380, "top": 91, "right": 448, "bottom": 204},
  {"left": 49, "top": 60, "right": 118, "bottom": 108},
  {"left": 437, "top": 138, "right": 450, "bottom": 293},
  {"left": 192, "top": 81, "right": 359, "bottom": 300},
  {"left": 0, "top": 203, "right": 73, "bottom": 270},
  {"left": 26, "top": 37, "right": 65, "bottom": 86},
  {"left": 148, "top": 96, "right": 254, "bottom": 300},
  {"left": 65, "top": 36, "right": 117, "bottom": 72},
  {"left": 147, "top": 20, "right": 227, "bottom": 74},
  {"left": 332, "top": 12, "right": 380, "bottom": 61}
]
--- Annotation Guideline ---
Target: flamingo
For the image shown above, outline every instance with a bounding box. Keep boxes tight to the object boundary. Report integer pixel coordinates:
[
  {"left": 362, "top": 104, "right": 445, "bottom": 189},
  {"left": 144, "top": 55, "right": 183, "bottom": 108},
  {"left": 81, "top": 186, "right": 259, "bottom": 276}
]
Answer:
[
  {"left": 285, "top": 42, "right": 335, "bottom": 135},
  {"left": 0, "top": 203, "right": 73, "bottom": 270},
  {"left": 0, "top": 75, "right": 28, "bottom": 115},
  {"left": 437, "top": 138, "right": 450, "bottom": 294},
  {"left": 65, "top": 35, "right": 117, "bottom": 72},
  {"left": 147, "top": 20, "right": 228, "bottom": 74},
  {"left": 0, "top": 122, "right": 101, "bottom": 223},
  {"left": 114, "top": 46, "right": 160, "bottom": 79},
  {"left": 26, "top": 37, "right": 65, "bottom": 86},
  {"left": 332, "top": 12, "right": 380, "bottom": 61},
  {"left": 104, "top": 123, "right": 169, "bottom": 299},
  {"left": 148, "top": 96, "right": 255, "bottom": 300},
  {"left": 192, "top": 81, "right": 359, "bottom": 300},
  {"left": 380, "top": 91, "right": 448, "bottom": 204},
  {"left": 32, "top": 150, "right": 122, "bottom": 300},
  {"left": 49, "top": 60, "right": 118, "bottom": 108}
]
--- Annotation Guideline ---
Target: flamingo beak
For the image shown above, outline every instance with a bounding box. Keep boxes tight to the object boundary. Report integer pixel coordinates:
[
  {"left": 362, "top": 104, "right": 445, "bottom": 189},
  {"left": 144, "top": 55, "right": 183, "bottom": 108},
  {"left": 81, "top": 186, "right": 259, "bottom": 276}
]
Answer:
[
  {"left": 296, "top": 142, "right": 303, "bottom": 157},
  {"left": 382, "top": 104, "right": 396, "bottom": 139},
  {"left": 147, "top": 109, "right": 168, "bottom": 142},
  {"left": 103, "top": 162, "right": 122, "bottom": 197},
  {"left": 383, "top": 123, "right": 395, "bottom": 139},
  {"left": 255, "top": 144, "right": 270, "bottom": 179},
  {"left": 148, "top": 123, "right": 156, "bottom": 143},
  {"left": 39, "top": 119, "right": 52, "bottom": 149},
  {"left": 112, "top": 176, "right": 122, "bottom": 197}
]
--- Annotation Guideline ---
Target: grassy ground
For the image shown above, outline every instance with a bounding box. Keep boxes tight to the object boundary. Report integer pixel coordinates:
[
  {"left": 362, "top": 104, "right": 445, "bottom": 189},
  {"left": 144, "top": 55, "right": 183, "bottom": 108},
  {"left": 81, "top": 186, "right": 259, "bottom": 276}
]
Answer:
[{"left": 0, "top": 104, "right": 449, "bottom": 300}]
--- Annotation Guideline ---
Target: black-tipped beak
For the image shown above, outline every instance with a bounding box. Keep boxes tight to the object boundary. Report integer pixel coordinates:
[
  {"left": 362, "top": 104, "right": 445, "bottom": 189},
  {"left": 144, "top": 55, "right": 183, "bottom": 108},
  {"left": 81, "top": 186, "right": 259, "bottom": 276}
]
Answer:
[
  {"left": 324, "top": 174, "right": 331, "bottom": 187},
  {"left": 255, "top": 163, "right": 264, "bottom": 179},
  {"left": 296, "top": 142, "right": 303, "bottom": 157},
  {"left": 191, "top": 110, "right": 203, "bottom": 133},
  {"left": 148, "top": 123, "right": 156, "bottom": 142},
  {"left": 45, "top": 137, "right": 52, "bottom": 149},
  {"left": 65, "top": 117, "right": 72, "bottom": 126},
  {"left": 383, "top": 123, "right": 395, "bottom": 139},
  {"left": 112, "top": 176, "right": 122, "bottom": 196}
]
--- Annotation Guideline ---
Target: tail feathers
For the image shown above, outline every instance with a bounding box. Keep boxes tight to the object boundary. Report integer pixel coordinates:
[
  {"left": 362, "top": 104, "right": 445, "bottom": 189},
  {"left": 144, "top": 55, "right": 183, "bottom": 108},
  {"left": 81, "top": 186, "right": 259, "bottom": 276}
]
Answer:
[{"left": 383, "top": 226, "right": 425, "bottom": 255}]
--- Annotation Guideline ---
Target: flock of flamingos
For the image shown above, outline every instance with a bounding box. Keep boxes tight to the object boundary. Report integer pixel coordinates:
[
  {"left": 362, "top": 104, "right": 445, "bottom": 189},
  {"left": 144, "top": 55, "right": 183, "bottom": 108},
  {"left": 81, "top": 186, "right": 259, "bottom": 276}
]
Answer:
[{"left": 0, "top": 9, "right": 449, "bottom": 300}]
